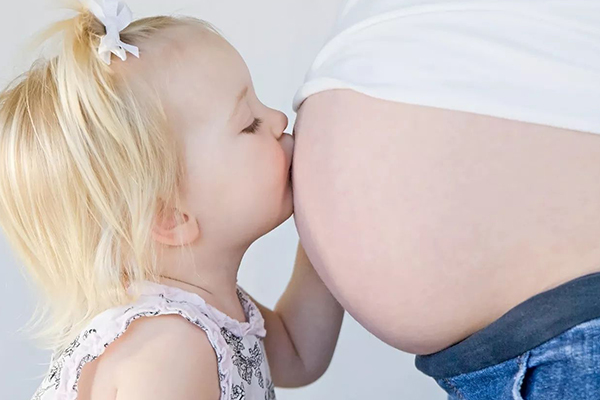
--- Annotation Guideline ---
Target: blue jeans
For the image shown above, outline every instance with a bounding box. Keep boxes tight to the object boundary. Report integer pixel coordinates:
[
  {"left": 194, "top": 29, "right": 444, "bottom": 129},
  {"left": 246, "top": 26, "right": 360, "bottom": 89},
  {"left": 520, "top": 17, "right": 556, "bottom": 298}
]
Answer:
[
  {"left": 438, "top": 317, "right": 600, "bottom": 399},
  {"left": 415, "top": 272, "right": 600, "bottom": 399}
]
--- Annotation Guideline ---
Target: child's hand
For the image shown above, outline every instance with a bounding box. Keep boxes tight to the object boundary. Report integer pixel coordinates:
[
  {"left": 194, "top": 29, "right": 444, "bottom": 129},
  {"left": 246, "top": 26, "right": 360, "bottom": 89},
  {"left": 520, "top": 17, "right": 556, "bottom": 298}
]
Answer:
[{"left": 250, "top": 241, "right": 344, "bottom": 388}]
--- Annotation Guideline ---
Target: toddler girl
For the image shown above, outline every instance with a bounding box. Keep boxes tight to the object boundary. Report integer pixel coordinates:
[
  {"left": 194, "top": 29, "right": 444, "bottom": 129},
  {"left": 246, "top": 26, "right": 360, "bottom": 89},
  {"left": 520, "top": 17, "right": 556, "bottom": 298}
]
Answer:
[{"left": 0, "top": 1, "right": 344, "bottom": 399}]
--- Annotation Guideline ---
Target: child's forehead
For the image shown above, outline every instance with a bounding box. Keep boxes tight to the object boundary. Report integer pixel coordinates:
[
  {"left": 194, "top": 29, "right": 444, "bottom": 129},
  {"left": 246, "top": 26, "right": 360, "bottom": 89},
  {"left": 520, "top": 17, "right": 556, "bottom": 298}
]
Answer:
[
  {"left": 141, "top": 25, "right": 249, "bottom": 95},
  {"left": 127, "top": 24, "right": 251, "bottom": 125},
  {"left": 161, "top": 25, "right": 231, "bottom": 60}
]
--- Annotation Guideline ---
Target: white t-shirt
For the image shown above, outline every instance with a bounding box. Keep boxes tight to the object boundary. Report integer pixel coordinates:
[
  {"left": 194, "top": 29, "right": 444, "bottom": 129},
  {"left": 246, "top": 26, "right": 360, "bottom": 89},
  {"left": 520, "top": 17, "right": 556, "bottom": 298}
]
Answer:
[{"left": 293, "top": 0, "right": 600, "bottom": 135}]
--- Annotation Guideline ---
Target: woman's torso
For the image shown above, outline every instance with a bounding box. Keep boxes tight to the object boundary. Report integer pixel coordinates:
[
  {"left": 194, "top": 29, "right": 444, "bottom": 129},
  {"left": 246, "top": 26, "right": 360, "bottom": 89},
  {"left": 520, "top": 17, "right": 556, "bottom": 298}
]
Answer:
[
  {"left": 31, "top": 281, "right": 275, "bottom": 400},
  {"left": 291, "top": 0, "right": 600, "bottom": 355}
]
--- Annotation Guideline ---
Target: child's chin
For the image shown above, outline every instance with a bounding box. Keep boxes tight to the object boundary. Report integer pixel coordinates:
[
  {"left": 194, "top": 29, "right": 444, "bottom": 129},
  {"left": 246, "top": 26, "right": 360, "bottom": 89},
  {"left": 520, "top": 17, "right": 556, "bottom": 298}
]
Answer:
[
  {"left": 276, "top": 199, "right": 294, "bottom": 227},
  {"left": 257, "top": 192, "right": 293, "bottom": 233},
  {"left": 284, "top": 204, "right": 294, "bottom": 221}
]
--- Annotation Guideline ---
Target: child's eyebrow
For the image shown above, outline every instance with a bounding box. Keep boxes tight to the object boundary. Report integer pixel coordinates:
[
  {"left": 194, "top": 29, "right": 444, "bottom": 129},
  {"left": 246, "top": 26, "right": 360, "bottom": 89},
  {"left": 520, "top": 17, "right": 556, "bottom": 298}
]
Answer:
[{"left": 229, "top": 86, "right": 249, "bottom": 121}]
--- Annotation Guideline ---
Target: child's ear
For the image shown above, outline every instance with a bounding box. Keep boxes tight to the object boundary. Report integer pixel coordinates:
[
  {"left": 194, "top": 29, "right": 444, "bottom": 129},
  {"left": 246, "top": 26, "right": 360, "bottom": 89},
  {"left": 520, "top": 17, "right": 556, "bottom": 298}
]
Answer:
[{"left": 151, "top": 206, "right": 200, "bottom": 247}]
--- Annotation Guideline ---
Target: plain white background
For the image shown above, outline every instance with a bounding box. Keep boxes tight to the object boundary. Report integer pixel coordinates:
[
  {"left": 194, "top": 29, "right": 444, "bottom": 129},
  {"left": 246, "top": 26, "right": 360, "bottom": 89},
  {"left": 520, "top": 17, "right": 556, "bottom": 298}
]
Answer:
[{"left": 0, "top": 1, "right": 446, "bottom": 398}]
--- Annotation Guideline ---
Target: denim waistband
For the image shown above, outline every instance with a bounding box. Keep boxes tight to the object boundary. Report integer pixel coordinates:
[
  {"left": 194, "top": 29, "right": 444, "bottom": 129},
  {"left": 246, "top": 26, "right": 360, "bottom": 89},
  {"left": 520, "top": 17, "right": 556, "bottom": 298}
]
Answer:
[{"left": 415, "top": 271, "right": 600, "bottom": 379}]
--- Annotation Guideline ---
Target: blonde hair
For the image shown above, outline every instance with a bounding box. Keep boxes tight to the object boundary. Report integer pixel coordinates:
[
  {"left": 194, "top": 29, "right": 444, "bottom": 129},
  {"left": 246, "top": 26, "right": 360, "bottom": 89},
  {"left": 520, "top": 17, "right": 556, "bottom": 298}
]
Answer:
[{"left": 0, "top": 1, "right": 217, "bottom": 352}]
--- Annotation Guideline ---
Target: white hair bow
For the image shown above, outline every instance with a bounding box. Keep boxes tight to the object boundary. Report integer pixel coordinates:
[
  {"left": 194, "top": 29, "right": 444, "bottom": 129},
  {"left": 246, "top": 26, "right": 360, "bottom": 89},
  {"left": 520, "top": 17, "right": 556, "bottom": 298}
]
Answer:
[{"left": 85, "top": 0, "right": 140, "bottom": 65}]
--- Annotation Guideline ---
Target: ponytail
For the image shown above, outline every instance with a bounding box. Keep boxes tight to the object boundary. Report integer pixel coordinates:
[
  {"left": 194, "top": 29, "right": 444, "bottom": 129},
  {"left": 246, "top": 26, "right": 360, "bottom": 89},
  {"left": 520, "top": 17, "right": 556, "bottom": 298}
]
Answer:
[{"left": 0, "top": 1, "right": 216, "bottom": 352}]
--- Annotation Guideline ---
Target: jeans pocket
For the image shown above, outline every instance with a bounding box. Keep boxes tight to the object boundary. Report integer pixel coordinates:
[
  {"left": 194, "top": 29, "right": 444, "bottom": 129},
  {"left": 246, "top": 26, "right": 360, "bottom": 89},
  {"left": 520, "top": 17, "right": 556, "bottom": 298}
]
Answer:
[
  {"left": 435, "top": 351, "right": 535, "bottom": 400},
  {"left": 437, "top": 377, "right": 466, "bottom": 400},
  {"left": 512, "top": 351, "right": 532, "bottom": 400}
]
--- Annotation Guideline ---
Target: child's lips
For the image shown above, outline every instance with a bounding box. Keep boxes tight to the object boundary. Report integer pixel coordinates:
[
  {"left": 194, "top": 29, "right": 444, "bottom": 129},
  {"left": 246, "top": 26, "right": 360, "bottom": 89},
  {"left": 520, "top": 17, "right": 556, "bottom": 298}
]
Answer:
[{"left": 280, "top": 133, "right": 294, "bottom": 174}]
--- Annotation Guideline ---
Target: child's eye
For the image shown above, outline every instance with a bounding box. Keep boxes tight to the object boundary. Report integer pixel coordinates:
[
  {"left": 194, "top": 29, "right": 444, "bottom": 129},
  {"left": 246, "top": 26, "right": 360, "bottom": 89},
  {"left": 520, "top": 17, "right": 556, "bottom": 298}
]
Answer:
[{"left": 241, "top": 118, "right": 263, "bottom": 134}]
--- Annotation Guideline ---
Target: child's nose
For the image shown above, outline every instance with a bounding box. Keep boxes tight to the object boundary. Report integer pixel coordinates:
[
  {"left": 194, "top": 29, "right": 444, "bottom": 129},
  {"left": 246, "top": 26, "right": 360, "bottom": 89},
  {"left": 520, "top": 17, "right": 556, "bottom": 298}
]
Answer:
[{"left": 270, "top": 109, "right": 289, "bottom": 138}]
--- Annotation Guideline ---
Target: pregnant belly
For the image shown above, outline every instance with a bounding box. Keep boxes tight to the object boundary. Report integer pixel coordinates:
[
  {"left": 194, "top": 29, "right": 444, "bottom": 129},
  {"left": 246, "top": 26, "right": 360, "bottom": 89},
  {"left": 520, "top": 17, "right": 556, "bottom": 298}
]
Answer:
[{"left": 291, "top": 89, "right": 600, "bottom": 355}]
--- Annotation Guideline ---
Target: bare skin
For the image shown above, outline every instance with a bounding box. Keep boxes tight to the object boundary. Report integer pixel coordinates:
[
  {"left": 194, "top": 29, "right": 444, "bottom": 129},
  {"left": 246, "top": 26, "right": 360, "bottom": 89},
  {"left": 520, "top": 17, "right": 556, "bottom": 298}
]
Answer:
[{"left": 292, "top": 89, "right": 600, "bottom": 355}]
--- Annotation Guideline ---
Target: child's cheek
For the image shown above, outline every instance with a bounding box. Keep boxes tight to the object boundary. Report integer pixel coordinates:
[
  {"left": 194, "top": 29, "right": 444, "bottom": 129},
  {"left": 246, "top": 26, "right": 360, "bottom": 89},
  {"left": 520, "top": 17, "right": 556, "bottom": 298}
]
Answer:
[{"left": 273, "top": 148, "right": 290, "bottom": 188}]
